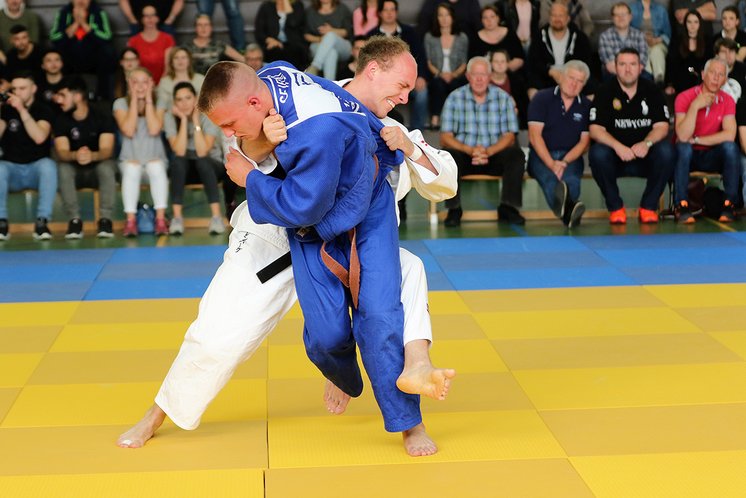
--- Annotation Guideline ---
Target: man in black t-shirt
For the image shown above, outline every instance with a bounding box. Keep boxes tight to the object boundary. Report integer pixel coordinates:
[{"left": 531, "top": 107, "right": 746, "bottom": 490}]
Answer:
[
  {"left": 0, "top": 71, "right": 56, "bottom": 240},
  {"left": 2, "top": 25, "right": 43, "bottom": 85},
  {"left": 37, "top": 49, "right": 66, "bottom": 115},
  {"left": 588, "top": 48, "right": 675, "bottom": 225},
  {"left": 53, "top": 76, "right": 117, "bottom": 239}
]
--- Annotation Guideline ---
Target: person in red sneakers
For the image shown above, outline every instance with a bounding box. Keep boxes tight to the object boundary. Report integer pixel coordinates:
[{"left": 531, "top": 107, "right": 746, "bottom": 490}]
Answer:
[
  {"left": 589, "top": 47, "right": 675, "bottom": 224},
  {"left": 673, "top": 57, "right": 739, "bottom": 224}
]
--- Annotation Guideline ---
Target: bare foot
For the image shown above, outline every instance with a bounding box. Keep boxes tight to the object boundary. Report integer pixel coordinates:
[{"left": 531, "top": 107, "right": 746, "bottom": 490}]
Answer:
[
  {"left": 323, "top": 380, "right": 351, "bottom": 414},
  {"left": 402, "top": 423, "right": 437, "bottom": 457},
  {"left": 117, "top": 404, "right": 166, "bottom": 448},
  {"left": 396, "top": 363, "right": 456, "bottom": 400}
]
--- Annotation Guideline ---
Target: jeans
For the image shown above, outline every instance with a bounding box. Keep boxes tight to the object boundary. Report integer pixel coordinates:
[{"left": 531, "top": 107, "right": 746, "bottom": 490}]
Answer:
[
  {"left": 0, "top": 158, "right": 57, "bottom": 219},
  {"left": 197, "top": 0, "right": 246, "bottom": 50},
  {"left": 589, "top": 141, "right": 675, "bottom": 211},
  {"left": 674, "top": 141, "right": 740, "bottom": 204},
  {"left": 527, "top": 149, "right": 584, "bottom": 209},
  {"left": 309, "top": 32, "right": 352, "bottom": 80}
]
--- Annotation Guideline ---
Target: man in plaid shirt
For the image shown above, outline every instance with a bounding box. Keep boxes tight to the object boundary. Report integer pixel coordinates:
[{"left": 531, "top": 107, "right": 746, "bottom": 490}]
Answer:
[
  {"left": 439, "top": 56, "right": 526, "bottom": 226},
  {"left": 599, "top": 2, "right": 649, "bottom": 80}
]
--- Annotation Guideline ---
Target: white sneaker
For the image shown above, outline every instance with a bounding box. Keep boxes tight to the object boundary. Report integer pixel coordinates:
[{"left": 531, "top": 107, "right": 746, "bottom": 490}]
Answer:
[
  {"left": 208, "top": 216, "right": 225, "bottom": 235},
  {"left": 169, "top": 217, "right": 184, "bottom": 235}
]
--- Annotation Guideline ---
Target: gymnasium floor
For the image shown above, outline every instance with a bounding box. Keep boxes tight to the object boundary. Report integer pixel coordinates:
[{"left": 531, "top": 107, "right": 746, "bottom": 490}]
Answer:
[{"left": 2, "top": 194, "right": 746, "bottom": 496}]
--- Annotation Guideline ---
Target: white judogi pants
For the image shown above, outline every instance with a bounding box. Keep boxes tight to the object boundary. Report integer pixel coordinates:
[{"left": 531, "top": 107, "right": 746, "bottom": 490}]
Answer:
[{"left": 155, "top": 201, "right": 433, "bottom": 430}]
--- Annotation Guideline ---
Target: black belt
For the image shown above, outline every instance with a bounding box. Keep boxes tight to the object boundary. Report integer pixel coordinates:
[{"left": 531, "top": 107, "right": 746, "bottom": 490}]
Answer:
[{"left": 256, "top": 251, "right": 292, "bottom": 283}]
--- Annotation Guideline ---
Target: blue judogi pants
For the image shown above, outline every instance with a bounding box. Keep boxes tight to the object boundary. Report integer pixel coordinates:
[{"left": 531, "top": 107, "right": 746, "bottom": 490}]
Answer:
[{"left": 289, "top": 172, "right": 422, "bottom": 433}]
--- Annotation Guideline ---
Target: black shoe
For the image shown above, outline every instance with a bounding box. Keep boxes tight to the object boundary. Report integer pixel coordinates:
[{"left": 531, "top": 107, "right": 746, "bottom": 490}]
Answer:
[
  {"left": 0, "top": 218, "right": 8, "bottom": 241},
  {"left": 397, "top": 198, "right": 407, "bottom": 222},
  {"left": 563, "top": 201, "right": 585, "bottom": 228},
  {"left": 676, "top": 202, "right": 694, "bottom": 224},
  {"left": 719, "top": 202, "right": 736, "bottom": 223},
  {"left": 444, "top": 207, "right": 462, "bottom": 227},
  {"left": 65, "top": 218, "right": 83, "bottom": 240},
  {"left": 97, "top": 218, "right": 114, "bottom": 238},
  {"left": 552, "top": 181, "right": 568, "bottom": 219},
  {"left": 33, "top": 217, "right": 52, "bottom": 240},
  {"left": 498, "top": 204, "right": 526, "bottom": 225}
]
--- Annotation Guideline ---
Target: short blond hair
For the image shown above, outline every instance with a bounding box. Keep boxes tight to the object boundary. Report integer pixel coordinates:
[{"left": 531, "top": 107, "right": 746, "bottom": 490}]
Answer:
[
  {"left": 355, "top": 36, "right": 410, "bottom": 76},
  {"left": 197, "top": 61, "right": 243, "bottom": 114}
]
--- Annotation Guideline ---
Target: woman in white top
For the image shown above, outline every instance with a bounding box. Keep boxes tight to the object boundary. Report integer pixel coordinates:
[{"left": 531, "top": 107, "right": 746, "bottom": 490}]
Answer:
[
  {"left": 157, "top": 47, "right": 206, "bottom": 118},
  {"left": 113, "top": 67, "right": 169, "bottom": 237}
]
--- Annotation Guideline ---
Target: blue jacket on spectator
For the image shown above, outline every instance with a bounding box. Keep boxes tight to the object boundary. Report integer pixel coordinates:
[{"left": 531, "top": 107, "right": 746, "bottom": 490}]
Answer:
[{"left": 629, "top": 0, "right": 671, "bottom": 47}]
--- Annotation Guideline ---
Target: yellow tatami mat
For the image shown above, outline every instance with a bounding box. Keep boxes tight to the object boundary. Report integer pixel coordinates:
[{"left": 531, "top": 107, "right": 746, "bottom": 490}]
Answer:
[{"left": 3, "top": 285, "right": 746, "bottom": 497}]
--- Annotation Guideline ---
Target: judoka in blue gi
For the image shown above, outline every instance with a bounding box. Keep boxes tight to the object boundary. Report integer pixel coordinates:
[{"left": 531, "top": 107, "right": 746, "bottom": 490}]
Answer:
[{"left": 197, "top": 57, "right": 420, "bottom": 435}]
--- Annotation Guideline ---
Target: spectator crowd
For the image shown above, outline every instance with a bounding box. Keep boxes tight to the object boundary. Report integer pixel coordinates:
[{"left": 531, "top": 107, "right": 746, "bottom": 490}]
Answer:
[{"left": 1, "top": 0, "right": 746, "bottom": 240}]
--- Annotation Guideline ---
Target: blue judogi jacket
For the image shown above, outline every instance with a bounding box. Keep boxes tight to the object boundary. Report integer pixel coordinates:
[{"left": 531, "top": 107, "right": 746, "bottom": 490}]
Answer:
[{"left": 247, "top": 61, "right": 402, "bottom": 242}]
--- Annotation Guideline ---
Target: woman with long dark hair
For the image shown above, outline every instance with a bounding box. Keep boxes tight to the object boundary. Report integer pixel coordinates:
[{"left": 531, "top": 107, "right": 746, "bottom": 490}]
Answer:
[
  {"left": 255, "top": 0, "right": 309, "bottom": 69},
  {"left": 665, "top": 10, "right": 712, "bottom": 95},
  {"left": 424, "top": 2, "right": 469, "bottom": 129}
]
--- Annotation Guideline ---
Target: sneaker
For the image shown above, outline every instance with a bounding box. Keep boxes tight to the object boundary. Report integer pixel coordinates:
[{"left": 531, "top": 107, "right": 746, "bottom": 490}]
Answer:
[
  {"left": 96, "top": 218, "right": 114, "bottom": 238},
  {"left": 676, "top": 201, "right": 695, "bottom": 224},
  {"left": 552, "top": 181, "right": 568, "bottom": 219},
  {"left": 65, "top": 218, "right": 84, "bottom": 240},
  {"left": 564, "top": 201, "right": 585, "bottom": 228},
  {"left": 444, "top": 207, "right": 462, "bottom": 227},
  {"left": 638, "top": 208, "right": 659, "bottom": 224},
  {"left": 208, "top": 215, "right": 226, "bottom": 235},
  {"left": 498, "top": 204, "right": 526, "bottom": 225},
  {"left": 719, "top": 201, "right": 736, "bottom": 223},
  {"left": 305, "top": 65, "right": 320, "bottom": 76},
  {"left": 609, "top": 208, "right": 627, "bottom": 225},
  {"left": 169, "top": 217, "right": 184, "bottom": 235},
  {"left": 33, "top": 217, "right": 52, "bottom": 240},
  {"left": 123, "top": 218, "right": 138, "bottom": 237},
  {"left": 0, "top": 218, "right": 9, "bottom": 241},
  {"left": 154, "top": 217, "right": 169, "bottom": 236}
]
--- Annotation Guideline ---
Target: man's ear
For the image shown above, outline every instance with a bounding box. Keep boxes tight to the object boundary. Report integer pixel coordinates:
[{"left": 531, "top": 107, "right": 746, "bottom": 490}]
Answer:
[{"left": 366, "top": 60, "right": 380, "bottom": 80}]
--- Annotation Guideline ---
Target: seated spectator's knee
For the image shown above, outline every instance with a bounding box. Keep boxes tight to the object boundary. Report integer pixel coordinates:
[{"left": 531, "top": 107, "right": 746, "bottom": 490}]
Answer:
[
  {"left": 675, "top": 142, "right": 693, "bottom": 165},
  {"left": 719, "top": 141, "right": 739, "bottom": 157},
  {"left": 321, "top": 31, "right": 338, "bottom": 43},
  {"left": 589, "top": 143, "right": 615, "bottom": 167},
  {"left": 650, "top": 140, "right": 676, "bottom": 163}
]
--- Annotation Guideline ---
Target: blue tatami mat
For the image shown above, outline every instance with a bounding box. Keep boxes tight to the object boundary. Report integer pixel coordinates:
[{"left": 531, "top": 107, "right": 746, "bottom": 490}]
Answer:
[
  {"left": 2, "top": 233, "right": 745, "bottom": 301},
  {"left": 0, "top": 282, "right": 93, "bottom": 302},
  {"left": 445, "top": 266, "right": 636, "bottom": 290}
]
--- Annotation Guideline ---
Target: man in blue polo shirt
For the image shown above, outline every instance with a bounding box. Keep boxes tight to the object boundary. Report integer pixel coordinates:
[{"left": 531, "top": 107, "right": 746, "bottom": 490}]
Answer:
[{"left": 527, "top": 60, "right": 591, "bottom": 228}]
